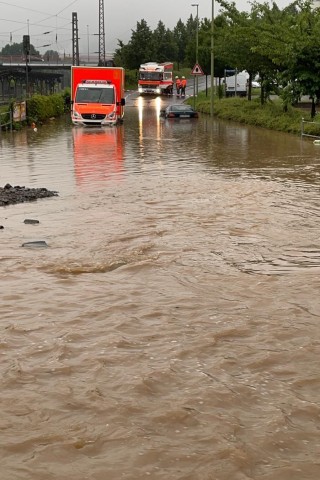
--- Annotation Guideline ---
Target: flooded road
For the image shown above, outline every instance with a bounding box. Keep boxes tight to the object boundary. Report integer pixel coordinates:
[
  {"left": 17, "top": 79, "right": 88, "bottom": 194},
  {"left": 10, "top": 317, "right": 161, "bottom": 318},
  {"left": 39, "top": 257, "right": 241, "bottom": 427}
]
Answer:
[{"left": 1, "top": 95, "right": 320, "bottom": 480}]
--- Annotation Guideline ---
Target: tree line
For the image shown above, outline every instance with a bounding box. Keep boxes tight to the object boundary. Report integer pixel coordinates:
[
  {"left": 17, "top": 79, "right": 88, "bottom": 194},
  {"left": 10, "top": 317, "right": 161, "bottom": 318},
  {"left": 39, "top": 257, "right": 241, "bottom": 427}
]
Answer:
[
  {"left": 1, "top": 42, "right": 60, "bottom": 62},
  {"left": 114, "top": 0, "right": 320, "bottom": 116},
  {"left": 113, "top": 17, "right": 198, "bottom": 71}
]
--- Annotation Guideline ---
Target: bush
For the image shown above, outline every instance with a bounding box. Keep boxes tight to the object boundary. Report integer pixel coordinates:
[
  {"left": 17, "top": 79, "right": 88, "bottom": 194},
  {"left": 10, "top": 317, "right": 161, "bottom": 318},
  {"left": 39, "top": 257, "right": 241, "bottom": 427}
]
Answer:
[
  {"left": 62, "top": 88, "right": 71, "bottom": 112},
  {"left": 189, "top": 93, "right": 319, "bottom": 136},
  {"left": 27, "top": 93, "right": 65, "bottom": 123},
  {"left": 125, "top": 70, "right": 138, "bottom": 90}
]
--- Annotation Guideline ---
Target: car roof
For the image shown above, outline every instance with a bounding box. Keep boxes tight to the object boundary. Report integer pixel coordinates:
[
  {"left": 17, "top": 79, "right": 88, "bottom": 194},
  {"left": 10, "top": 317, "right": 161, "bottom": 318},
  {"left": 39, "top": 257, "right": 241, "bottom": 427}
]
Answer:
[{"left": 167, "top": 104, "right": 194, "bottom": 110}]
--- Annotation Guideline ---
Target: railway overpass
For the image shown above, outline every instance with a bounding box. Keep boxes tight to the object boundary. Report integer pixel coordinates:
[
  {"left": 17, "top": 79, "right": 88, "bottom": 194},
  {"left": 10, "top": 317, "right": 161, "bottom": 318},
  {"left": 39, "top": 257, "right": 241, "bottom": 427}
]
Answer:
[
  {"left": 0, "top": 63, "right": 71, "bottom": 100},
  {"left": 0, "top": 58, "right": 114, "bottom": 101}
]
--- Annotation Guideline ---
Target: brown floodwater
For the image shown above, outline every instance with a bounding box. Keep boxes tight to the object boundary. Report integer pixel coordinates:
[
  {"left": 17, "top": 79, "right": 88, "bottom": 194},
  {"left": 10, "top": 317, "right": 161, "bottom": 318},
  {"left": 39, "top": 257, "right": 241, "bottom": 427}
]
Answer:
[{"left": 1, "top": 94, "right": 320, "bottom": 480}]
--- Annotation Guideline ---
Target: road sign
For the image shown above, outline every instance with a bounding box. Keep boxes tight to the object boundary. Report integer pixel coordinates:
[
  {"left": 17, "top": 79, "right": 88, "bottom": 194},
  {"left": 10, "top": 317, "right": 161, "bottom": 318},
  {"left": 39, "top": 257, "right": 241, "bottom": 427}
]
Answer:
[{"left": 191, "top": 63, "right": 204, "bottom": 75}]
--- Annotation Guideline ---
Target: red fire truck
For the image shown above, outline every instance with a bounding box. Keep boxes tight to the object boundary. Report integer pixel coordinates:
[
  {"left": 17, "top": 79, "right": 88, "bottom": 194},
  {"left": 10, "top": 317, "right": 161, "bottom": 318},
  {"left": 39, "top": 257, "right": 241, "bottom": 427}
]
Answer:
[{"left": 138, "top": 62, "right": 173, "bottom": 95}]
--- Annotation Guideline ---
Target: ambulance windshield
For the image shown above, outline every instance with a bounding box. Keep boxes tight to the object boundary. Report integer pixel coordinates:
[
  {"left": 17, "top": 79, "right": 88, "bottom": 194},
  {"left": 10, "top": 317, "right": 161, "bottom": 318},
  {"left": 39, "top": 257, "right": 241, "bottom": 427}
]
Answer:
[
  {"left": 139, "top": 72, "right": 162, "bottom": 81},
  {"left": 75, "top": 86, "right": 115, "bottom": 104}
]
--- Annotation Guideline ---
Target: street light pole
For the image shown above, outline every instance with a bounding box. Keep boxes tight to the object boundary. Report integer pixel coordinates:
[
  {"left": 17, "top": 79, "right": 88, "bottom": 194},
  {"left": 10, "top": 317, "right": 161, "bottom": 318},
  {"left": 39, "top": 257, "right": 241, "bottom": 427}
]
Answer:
[
  {"left": 191, "top": 4, "right": 199, "bottom": 107},
  {"left": 191, "top": 4, "right": 199, "bottom": 63},
  {"left": 210, "top": 0, "right": 214, "bottom": 117}
]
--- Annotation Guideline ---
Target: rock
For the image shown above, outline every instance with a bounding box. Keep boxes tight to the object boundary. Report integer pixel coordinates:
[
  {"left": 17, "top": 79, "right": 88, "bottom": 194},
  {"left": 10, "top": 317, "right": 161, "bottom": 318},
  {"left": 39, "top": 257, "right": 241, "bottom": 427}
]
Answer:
[
  {"left": 24, "top": 219, "right": 40, "bottom": 224},
  {"left": 0, "top": 185, "right": 58, "bottom": 207},
  {"left": 22, "top": 241, "right": 48, "bottom": 248}
]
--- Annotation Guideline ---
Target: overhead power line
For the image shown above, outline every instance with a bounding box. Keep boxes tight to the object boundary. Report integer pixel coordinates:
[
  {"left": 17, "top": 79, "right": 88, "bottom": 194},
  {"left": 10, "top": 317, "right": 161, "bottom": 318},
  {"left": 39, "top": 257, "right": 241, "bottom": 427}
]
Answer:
[
  {"left": 0, "top": 1, "right": 70, "bottom": 22},
  {"left": 0, "top": 0, "right": 81, "bottom": 35}
]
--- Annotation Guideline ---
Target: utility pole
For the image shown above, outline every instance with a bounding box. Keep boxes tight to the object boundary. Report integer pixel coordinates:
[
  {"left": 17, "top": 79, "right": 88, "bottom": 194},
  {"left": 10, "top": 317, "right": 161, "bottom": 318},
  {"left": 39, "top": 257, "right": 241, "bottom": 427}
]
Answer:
[
  {"left": 72, "top": 12, "right": 79, "bottom": 66},
  {"left": 210, "top": 0, "right": 214, "bottom": 117},
  {"left": 23, "top": 34, "right": 30, "bottom": 98},
  {"left": 98, "top": 0, "right": 105, "bottom": 66},
  {"left": 191, "top": 4, "right": 199, "bottom": 96}
]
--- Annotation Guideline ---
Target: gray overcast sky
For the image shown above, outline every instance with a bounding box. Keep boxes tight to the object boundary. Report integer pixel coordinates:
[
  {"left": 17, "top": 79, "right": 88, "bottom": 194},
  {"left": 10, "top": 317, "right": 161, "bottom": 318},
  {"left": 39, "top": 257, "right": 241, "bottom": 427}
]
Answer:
[{"left": 0, "top": 0, "right": 291, "bottom": 56}]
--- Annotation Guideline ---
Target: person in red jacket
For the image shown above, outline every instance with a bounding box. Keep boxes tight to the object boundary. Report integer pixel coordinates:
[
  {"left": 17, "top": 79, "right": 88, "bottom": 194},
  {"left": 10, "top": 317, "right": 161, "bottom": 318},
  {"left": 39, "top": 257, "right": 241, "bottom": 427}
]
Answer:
[{"left": 180, "top": 76, "right": 187, "bottom": 97}]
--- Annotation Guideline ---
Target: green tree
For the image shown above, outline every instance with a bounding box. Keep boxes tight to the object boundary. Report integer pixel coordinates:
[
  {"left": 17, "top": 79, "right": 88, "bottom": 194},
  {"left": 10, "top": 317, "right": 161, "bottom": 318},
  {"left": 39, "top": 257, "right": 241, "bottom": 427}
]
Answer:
[
  {"left": 216, "top": 0, "right": 287, "bottom": 103},
  {"left": 1, "top": 42, "right": 39, "bottom": 56},
  {"left": 125, "top": 19, "right": 154, "bottom": 69},
  {"left": 153, "top": 21, "right": 177, "bottom": 63},
  {"left": 276, "top": 1, "right": 320, "bottom": 116},
  {"left": 113, "top": 40, "right": 131, "bottom": 68},
  {"left": 241, "top": 0, "right": 320, "bottom": 113},
  {"left": 184, "top": 15, "right": 198, "bottom": 67},
  {"left": 197, "top": 16, "right": 230, "bottom": 78},
  {"left": 247, "top": 1, "right": 297, "bottom": 104},
  {"left": 43, "top": 50, "right": 60, "bottom": 62},
  {"left": 173, "top": 19, "right": 188, "bottom": 68}
]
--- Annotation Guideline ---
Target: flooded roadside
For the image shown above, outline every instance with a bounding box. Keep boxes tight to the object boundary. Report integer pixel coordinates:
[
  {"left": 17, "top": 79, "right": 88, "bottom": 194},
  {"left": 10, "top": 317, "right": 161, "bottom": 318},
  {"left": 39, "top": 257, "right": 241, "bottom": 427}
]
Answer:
[{"left": 1, "top": 106, "right": 320, "bottom": 480}]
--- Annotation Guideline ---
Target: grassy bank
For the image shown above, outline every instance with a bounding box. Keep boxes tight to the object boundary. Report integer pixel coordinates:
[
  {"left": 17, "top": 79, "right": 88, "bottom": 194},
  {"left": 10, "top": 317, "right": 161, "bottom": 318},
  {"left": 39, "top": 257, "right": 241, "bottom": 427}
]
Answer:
[{"left": 190, "top": 91, "right": 320, "bottom": 137}]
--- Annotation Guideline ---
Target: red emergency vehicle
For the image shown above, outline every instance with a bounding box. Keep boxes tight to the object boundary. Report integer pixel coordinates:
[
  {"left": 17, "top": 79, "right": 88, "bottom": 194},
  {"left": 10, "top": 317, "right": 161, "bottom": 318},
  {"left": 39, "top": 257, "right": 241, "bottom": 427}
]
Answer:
[
  {"left": 71, "top": 66, "right": 125, "bottom": 126},
  {"left": 138, "top": 62, "right": 173, "bottom": 95}
]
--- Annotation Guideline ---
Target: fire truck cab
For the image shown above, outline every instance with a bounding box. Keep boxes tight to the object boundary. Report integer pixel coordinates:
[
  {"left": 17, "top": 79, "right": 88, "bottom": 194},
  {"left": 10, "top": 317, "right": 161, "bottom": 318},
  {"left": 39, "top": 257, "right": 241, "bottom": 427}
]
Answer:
[{"left": 138, "top": 62, "right": 173, "bottom": 96}]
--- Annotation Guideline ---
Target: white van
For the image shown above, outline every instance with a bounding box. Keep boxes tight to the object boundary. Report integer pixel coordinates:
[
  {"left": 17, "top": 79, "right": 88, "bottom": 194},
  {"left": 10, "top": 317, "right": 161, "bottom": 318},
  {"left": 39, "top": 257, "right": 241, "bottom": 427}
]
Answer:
[{"left": 224, "top": 71, "right": 248, "bottom": 97}]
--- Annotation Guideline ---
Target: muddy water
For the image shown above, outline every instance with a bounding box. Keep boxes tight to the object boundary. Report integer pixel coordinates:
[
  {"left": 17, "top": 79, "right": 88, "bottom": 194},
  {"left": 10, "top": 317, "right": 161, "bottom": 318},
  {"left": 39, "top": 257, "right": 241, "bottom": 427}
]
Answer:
[{"left": 1, "top": 97, "right": 320, "bottom": 480}]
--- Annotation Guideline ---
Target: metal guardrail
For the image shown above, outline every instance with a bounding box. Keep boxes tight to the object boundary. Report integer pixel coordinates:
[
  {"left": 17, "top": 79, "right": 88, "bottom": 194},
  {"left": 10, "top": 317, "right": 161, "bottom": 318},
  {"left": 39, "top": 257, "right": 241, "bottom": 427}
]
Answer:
[
  {"left": 301, "top": 117, "right": 320, "bottom": 139},
  {"left": 0, "top": 110, "right": 13, "bottom": 132}
]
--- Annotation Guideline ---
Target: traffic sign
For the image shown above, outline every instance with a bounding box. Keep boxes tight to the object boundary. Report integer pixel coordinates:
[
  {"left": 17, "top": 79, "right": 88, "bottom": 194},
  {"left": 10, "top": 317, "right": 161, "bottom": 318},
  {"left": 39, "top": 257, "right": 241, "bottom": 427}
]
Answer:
[{"left": 191, "top": 63, "right": 204, "bottom": 75}]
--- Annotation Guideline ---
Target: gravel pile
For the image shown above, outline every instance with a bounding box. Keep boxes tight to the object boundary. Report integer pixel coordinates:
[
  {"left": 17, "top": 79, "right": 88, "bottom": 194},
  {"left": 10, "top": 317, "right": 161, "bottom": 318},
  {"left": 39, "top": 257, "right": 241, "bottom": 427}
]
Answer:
[{"left": 0, "top": 184, "right": 58, "bottom": 206}]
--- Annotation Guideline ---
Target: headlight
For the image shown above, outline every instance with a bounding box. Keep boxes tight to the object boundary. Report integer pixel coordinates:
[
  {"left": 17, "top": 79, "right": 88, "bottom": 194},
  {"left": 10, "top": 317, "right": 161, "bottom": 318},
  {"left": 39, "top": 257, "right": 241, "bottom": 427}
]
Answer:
[
  {"left": 108, "top": 112, "right": 116, "bottom": 119},
  {"left": 73, "top": 110, "right": 81, "bottom": 118},
  {"left": 156, "top": 88, "right": 161, "bottom": 94},
  {"left": 138, "top": 87, "right": 143, "bottom": 92}
]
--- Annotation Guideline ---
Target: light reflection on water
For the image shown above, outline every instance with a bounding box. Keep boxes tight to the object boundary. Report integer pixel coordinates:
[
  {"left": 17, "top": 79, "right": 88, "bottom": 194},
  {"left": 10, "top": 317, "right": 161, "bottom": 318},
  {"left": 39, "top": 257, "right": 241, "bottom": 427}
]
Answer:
[
  {"left": 1, "top": 106, "right": 319, "bottom": 188},
  {"left": 72, "top": 126, "right": 125, "bottom": 186}
]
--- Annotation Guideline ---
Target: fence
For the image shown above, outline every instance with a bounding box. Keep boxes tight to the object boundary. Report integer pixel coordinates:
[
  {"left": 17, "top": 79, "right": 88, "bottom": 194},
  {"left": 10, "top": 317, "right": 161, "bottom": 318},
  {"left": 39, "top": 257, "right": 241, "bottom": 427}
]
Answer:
[
  {"left": 0, "top": 101, "right": 27, "bottom": 133},
  {"left": 0, "top": 110, "right": 12, "bottom": 132},
  {"left": 301, "top": 117, "right": 320, "bottom": 139}
]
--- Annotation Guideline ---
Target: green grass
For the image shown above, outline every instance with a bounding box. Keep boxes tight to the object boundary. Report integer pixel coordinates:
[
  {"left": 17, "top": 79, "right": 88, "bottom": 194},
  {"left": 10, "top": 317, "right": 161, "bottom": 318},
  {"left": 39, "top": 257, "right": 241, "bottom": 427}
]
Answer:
[
  {"left": 0, "top": 104, "right": 8, "bottom": 114},
  {"left": 173, "top": 67, "right": 192, "bottom": 79},
  {"left": 0, "top": 103, "right": 11, "bottom": 129},
  {"left": 189, "top": 92, "right": 320, "bottom": 136}
]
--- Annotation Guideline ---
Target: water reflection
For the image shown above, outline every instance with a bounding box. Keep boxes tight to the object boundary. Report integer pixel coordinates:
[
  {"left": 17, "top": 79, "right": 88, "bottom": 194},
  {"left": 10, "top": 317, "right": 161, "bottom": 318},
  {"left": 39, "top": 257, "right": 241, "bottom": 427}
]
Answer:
[
  {"left": 134, "top": 95, "right": 167, "bottom": 174},
  {"left": 72, "top": 126, "right": 124, "bottom": 186},
  {"left": 137, "top": 95, "right": 163, "bottom": 145}
]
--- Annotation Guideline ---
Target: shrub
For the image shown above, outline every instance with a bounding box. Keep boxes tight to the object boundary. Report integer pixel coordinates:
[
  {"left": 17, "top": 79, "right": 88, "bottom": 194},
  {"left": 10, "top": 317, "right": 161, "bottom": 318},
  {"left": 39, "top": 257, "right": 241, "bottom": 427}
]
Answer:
[
  {"left": 189, "top": 93, "right": 318, "bottom": 136},
  {"left": 125, "top": 70, "right": 138, "bottom": 90},
  {"left": 27, "top": 93, "right": 65, "bottom": 123}
]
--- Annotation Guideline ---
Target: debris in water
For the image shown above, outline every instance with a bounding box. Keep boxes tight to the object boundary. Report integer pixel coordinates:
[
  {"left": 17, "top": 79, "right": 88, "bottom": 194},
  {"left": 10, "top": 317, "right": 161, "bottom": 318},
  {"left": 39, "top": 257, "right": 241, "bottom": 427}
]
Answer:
[
  {"left": 24, "top": 219, "right": 40, "bottom": 224},
  {"left": 22, "top": 241, "right": 48, "bottom": 248}
]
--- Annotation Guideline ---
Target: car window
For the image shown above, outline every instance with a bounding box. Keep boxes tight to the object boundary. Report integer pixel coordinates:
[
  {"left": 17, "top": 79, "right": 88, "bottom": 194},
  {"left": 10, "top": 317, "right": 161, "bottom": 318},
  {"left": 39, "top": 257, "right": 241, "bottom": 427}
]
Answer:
[{"left": 171, "top": 105, "right": 193, "bottom": 111}]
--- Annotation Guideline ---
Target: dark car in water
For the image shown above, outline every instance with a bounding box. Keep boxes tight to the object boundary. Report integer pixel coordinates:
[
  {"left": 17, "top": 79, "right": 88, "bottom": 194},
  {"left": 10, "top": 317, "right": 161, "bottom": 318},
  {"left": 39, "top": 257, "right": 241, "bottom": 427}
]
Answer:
[{"left": 161, "top": 104, "right": 199, "bottom": 119}]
